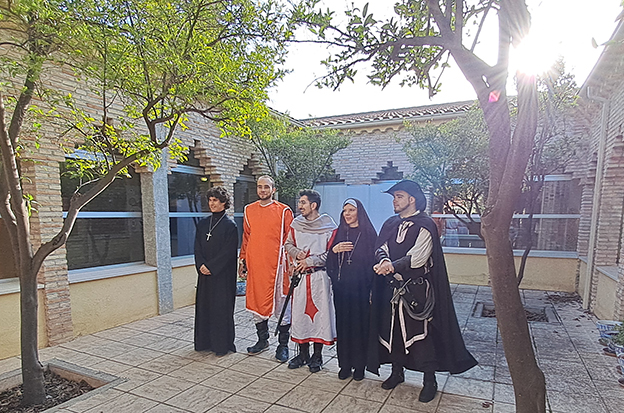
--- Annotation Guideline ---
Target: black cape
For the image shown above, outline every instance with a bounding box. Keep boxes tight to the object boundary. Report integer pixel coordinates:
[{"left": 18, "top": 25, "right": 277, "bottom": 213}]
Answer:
[
  {"left": 193, "top": 211, "right": 238, "bottom": 354},
  {"left": 326, "top": 199, "right": 377, "bottom": 371},
  {"left": 367, "top": 212, "right": 477, "bottom": 375}
]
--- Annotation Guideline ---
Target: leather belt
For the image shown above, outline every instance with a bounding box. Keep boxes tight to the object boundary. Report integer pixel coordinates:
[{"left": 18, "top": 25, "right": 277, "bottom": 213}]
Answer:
[{"left": 302, "top": 266, "right": 326, "bottom": 274}]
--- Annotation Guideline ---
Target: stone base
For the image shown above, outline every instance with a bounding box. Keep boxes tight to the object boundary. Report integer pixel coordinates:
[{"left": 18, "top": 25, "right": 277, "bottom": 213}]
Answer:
[{"left": 0, "top": 359, "right": 125, "bottom": 411}]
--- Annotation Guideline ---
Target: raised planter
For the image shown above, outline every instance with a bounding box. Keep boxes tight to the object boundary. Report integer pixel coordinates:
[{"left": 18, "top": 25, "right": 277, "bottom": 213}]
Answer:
[{"left": 0, "top": 359, "right": 125, "bottom": 412}]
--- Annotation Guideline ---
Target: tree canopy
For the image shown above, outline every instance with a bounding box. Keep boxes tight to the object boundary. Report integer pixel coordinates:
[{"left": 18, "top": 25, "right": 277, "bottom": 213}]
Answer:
[
  {"left": 404, "top": 106, "right": 489, "bottom": 217},
  {"left": 248, "top": 113, "right": 350, "bottom": 202}
]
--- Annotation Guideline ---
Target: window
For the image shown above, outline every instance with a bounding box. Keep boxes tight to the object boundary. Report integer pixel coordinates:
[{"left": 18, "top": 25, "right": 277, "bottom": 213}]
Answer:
[
  {"left": 169, "top": 165, "right": 211, "bottom": 257},
  {"left": 435, "top": 175, "right": 581, "bottom": 252},
  {"left": 61, "top": 163, "right": 145, "bottom": 270},
  {"left": 233, "top": 165, "right": 258, "bottom": 246}
]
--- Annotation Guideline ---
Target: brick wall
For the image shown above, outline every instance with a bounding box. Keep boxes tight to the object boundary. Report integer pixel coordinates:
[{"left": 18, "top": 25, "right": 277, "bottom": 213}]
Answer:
[
  {"left": 575, "top": 60, "right": 624, "bottom": 317},
  {"left": 332, "top": 128, "right": 414, "bottom": 185}
]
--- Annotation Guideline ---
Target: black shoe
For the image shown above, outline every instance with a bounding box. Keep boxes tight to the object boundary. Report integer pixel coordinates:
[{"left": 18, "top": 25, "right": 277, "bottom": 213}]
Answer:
[
  {"left": 308, "top": 353, "right": 323, "bottom": 373},
  {"left": 248, "top": 320, "right": 270, "bottom": 354},
  {"left": 288, "top": 353, "right": 309, "bottom": 369},
  {"left": 338, "top": 367, "right": 351, "bottom": 380},
  {"left": 381, "top": 372, "right": 404, "bottom": 390},
  {"left": 353, "top": 368, "right": 365, "bottom": 381},
  {"left": 275, "top": 324, "right": 290, "bottom": 362},
  {"left": 276, "top": 344, "right": 289, "bottom": 362},
  {"left": 247, "top": 340, "right": 269, "bottom": 354},
  {"left": 418, "top": 380, "right": 438, "bottom": 403}
]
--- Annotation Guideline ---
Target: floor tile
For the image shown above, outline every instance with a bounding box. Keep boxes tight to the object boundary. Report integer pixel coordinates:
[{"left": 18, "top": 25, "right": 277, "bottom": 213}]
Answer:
[
  {"left": 322, "top": 394, "right": 382, "bottom": 413},
  {"left": 262, "top": 362, "right": 311, "bottom": 384},
  {"left": 236, "top": 376, "right": 296, "bottom": 403},
  {"left": 276, "top": 384, "right": 337, "bottom": 413},
  {"left": 92, "top": 326, "right": 137, "bottom": 342},
  {"left": 89, "top": 359, "right": 133, "bottom": 376},
  {"left": 112, "top": 367, "right": 163, "bottom": 392},
  {"left": 386, "top": 383, "right": 440, "bottom": 412},
  {"left": 341, "top": 378, "right": 391, "bottom": 403},
  {"left": 83, "top": 392, "right": 158, "bottom": 413},
  {"left": 207, "top": 394, "right": 271, "bottom": 413},
  {"left": 113, "top": 347, "right": 166, "bottom": 366},
  {"left": 129, "top": 374, "right": 195, "bottom": 402},
  {"left": 166, "top": 383, "right": 230, "bottom": 412},
  {"left": 229, "top": 355, "right": 280, "bottom": 376},
  {"left": 442, "top": 375, "right": 494, "bottom": 400},
  {"left": 0, "top": 356, "right": 21, "bottom": 374},
  {"left": 201, "top": 368, "right": 259, "bottom": 393},
  {"left": 436, "top": 393, "right": 493, "bottom": 412},
  {"left": 138, "top": 353, "right": 193, "bottom": 374},
  {"left": 168, "top": 360, "right": 224, "bottom": 383},
  {"left": 299, "top": 369, "right": 350, "bottom": 393}
]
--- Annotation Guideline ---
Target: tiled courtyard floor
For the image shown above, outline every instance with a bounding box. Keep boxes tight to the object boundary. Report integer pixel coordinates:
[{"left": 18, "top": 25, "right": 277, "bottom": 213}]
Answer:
[{"left": 2, "top": 285, "right": 624, "bottom": 412}]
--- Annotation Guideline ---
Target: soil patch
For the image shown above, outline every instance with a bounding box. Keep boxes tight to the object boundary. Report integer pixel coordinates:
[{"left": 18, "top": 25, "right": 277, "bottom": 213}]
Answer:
[
  {"left": 0, "top": 370, "right": 93, "bottom": 413},
  {"left": 482, "top": 307, "right": 549, "bottom": 322},
  {"left": 547, "top": 292, "right": 581, "bottom": 304}
]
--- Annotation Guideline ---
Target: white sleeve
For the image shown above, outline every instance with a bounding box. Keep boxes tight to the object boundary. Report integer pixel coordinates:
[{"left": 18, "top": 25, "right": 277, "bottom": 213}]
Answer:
[{"left": 406, "top": 227, "right": 433, "bottom": 269}]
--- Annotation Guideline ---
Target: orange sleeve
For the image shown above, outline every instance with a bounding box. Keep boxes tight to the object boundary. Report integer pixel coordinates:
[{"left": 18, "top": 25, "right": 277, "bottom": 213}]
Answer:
[
  {"left": 239, "top": 206, "right": 251, "bottom": 260},
  {"left": 282, "top": 207, "right": 294, "bottom": 243}
]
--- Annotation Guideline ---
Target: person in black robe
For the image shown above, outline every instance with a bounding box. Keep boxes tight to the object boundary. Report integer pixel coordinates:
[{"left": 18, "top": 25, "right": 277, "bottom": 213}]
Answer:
[
  {"left": 326, "top": 199, "right": 377, "bottom": 381},
  {"left": 194, "top": 186, "right": 238, "bottom": 356},
  {"left": 369, "top": 180, "right": 477, "bottom": 403}
]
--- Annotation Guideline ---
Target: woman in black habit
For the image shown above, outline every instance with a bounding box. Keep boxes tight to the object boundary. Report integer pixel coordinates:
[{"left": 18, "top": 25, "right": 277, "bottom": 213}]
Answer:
[
  {"left": 327, "top": 198, "right": 377, "bottom": 381},
  {"left": 193, "top": 186, "right": 238, "bottom": 355}
]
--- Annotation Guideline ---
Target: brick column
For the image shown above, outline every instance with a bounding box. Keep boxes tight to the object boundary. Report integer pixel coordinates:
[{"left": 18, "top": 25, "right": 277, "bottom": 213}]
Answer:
[
  {"left": 21, "top": 159, "right": 74, "bottom": 345},
  {"left": 140, "top": 150, "right": 174, "bottom": 314}
]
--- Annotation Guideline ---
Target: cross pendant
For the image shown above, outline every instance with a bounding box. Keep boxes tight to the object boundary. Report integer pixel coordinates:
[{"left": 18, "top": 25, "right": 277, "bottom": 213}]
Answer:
[
  {"left": 347, "top": 258, "right": 352, "bottom": 265},
  {"left": 206, "top": 233, "right": 212, "bottom": 241}
]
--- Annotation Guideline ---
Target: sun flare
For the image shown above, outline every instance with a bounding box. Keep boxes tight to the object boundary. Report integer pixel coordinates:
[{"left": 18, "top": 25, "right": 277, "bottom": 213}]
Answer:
[{"left": 509, "top": 23, "right": 562, "bottom": 76}]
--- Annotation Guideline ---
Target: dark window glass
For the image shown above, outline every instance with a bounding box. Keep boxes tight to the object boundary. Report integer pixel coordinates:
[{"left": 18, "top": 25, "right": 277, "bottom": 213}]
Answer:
[
  {"left": 170, "top": 217, "right": 201, "bottom": 257},
  {"left": 168, "top": 172, "right": 210, "bottom": 213},
  {"left": 60, "top": 164, "right": 142, "bottom": 212},
  {"left": 233, "top": 165, "right": 257, "bottom": 247},
  {"left": 66, "top": 218, "right": 145, "bottom": 270}
]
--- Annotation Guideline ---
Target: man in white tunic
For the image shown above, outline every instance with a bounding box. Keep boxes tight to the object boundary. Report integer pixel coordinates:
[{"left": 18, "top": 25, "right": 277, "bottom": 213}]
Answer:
[{"left": 284, "top": 189, "right": 337, "bottom": 373}]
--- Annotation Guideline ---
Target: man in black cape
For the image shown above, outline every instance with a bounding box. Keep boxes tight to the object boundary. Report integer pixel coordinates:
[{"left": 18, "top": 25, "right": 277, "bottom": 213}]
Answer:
[
  {"left": 369, "top": 180, "right": 477, "bottom": 403},
  {"left": 194, "top": 186, "right": 238, "bottom": 355}
]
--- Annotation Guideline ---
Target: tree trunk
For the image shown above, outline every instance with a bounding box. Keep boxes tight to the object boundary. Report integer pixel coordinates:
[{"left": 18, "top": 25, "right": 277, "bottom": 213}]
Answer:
[
  {"left": 20, "top": 266, "right": 46, "bottom": 405},
  {"left": 480, "top": 72, "right": 546, "bottom": 412},
  {"left": 482, "top": 216, "right": 546, "bottom": 413}
]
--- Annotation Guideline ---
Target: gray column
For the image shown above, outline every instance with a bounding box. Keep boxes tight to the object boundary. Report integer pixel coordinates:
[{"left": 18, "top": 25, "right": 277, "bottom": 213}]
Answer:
[{"left": 141, "top": 149, "right": 174, "bottom": 314}]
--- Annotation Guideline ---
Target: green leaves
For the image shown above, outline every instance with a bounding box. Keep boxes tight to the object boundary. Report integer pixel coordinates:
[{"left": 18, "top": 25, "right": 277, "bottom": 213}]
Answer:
[
  {"left": 247, "top": 114, "right": 350, "bottom": 200},
  {"left": 404, "top": 106, "right": 489, "bottom": 214}
]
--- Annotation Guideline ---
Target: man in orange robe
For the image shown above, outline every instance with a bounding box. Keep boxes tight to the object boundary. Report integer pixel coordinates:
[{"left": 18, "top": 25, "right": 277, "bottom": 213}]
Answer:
[{"left": 239, "top": 175, "right": 294, "bottom": 362}]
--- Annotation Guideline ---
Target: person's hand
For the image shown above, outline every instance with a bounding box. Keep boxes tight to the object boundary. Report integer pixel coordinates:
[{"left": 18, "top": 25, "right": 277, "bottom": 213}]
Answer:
[
  {"left": 238, "top": 261, "right": 247, "bottom": 280},
  {"left": 294, "top": 259, "right": 308, "bottom": 273},
  {"left": 374, "top": 260, "right": 394, "bottom": 275},
  {"left": 332, "top": 242, "right": 353, "bottom": 254},
  {"left": 200, "top": 264, "right": 211, "bottom": 275},
  {"left": 296, "top": 250, "right": 307, "bottom": 260}
]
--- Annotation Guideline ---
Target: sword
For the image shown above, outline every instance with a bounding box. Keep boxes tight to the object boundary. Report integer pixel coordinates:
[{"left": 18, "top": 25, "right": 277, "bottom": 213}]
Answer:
[{"left": 274, "top": 270, "right": 302, "bottom": 336}]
